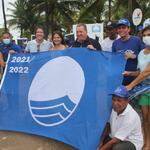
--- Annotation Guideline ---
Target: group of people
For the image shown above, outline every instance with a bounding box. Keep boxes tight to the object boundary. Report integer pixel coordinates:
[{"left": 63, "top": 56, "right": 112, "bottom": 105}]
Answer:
[
  {"left": 98, "top": 19, "right": 150, "bottom": 150},
  {"left": 0, "top": 23, "right": 101, "bottom": 70},
  {"left": 0, "top": 18, "right": 150, "bottom": 150}
]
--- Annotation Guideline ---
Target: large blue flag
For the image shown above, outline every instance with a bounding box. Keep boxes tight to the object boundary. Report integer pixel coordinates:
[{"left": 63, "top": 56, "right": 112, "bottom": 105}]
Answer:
[{"left": 0, "top": 48, "right": 126, "bottom": 150}]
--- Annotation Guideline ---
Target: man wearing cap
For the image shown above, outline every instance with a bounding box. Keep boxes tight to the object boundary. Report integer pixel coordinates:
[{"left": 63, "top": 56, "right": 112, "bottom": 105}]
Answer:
[
  {"left": 112, "top": 18, "right": 144, "bottom": 85},
  {"left": 136, "top": 25, "right": 143, "bottom": 39},
  {"left": 97, "top": 85, "right": 143, "bottom": 150},
  {"left": 101, "top": 21, "right": 119, "bottom": 52}
]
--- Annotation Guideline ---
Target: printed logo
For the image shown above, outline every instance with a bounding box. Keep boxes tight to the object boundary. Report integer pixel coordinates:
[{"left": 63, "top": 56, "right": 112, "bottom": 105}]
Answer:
[
  {"left": 92, "top": 25, "right": 101, "bottom": 32},
  {"left": 28, "top": 56, "right": 85, "bottom": 126}
]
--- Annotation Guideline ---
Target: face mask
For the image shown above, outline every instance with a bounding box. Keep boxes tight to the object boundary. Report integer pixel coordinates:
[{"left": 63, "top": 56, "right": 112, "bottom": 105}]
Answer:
[
  {"left": 3, "top": 38, "right": 11, "bottom": 45},
  {"left": 143, "top": 36, "right": 150, "bottom": 46}
]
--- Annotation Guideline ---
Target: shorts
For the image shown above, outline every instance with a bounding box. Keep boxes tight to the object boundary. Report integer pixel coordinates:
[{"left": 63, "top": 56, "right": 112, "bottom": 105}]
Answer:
[{"left": 138, "top": 92, "right": 150, "bottom": 106}]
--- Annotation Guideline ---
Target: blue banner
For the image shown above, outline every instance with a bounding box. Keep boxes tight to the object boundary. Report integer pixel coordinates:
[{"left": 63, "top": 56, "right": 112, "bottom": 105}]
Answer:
[{"left": 0, "top": 48, "right": 126, "bottom": 150}]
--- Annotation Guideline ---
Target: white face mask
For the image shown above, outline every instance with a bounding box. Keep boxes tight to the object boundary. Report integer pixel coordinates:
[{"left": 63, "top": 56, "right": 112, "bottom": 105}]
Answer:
[
  {"left": 143, "top": 36, "right": 150, "bottom": 46},
  {"left": 3, "top": 38, "right": 11, "bottom": 45}
]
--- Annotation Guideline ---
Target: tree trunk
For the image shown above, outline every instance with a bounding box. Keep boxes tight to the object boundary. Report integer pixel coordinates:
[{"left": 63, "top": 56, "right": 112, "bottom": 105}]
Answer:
[
  {"left": 45, "top": 0, "right": 50, "bottom": 38},
  {"left": 2, "top": 0, "right": 7, "bottom": 31},
  {"left": 108, "top": 0, "right": 111, "bottom": 21},
  {"left": 128, "top": 0, "right": 132, "bottom": 22}
]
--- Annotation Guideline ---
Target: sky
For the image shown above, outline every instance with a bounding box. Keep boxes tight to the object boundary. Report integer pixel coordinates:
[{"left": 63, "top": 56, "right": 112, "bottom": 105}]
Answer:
[
  {"left": 0, "top": 0, "right": 20, "bottom": 39},
  {"left": 0, "top": 0, "right": 15, "bottom": 27}
]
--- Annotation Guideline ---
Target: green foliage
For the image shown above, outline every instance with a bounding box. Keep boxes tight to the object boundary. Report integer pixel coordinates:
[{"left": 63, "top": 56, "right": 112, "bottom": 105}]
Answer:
[
  {"left": 5, "top": 0, "right": 150, "bottom": 38},
  {"left": 137, "top": 1, "right": 150, "bottom": 22},
  {"left": 0, "top": 28, "right": 5, "bottom": 41},
  {"left": 78, "top": 0, "right": 106, "bottom": 23},
  {"left": 31, "top": 0, "right": 83, "bottom": 35},
  {"left": 7, "top": 0, "right": 44, "bottom": 37}
]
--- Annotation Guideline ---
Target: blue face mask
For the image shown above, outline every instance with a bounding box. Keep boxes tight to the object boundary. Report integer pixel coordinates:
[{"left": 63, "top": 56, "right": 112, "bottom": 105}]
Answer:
[{"left": 3, "top": 38, "right": 11, "bottom": 45}]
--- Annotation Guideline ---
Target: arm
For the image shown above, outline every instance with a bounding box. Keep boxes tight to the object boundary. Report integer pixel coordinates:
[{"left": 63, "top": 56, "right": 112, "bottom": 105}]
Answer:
[
  {"left": 122, "top": 70, "right": 140, "bottom": 77},
  {"left": 97, "top": 123, "right": 110, "bottom": 149},
  {"left": 0, "top": 52, "right": 6, "bottom": 68},
  {"left": 87, "top": 38, "right": 101, "bottom": 51},
  {"left": 87, "top": 44, "right": 96, "bottom": 50},
  {"left": 97, "top": 137, "right": 120, "bottom": 150},
  {"left": 11, "top": 43, "right": 23, "bottom": 53},
  {"left": 126, "top": 63, "right": 150, "bottom": 90}
]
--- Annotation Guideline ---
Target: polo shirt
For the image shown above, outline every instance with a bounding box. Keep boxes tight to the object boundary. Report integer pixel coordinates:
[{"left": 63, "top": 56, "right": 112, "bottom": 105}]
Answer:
[{"left": 110, "top": 104, "right": 143, "bottom": 150}]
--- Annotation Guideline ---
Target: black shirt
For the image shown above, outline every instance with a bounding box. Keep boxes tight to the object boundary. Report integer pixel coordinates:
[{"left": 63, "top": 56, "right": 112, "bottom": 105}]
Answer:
[{"left": 71, "top": 36, "right": 102, "bottom": 51}]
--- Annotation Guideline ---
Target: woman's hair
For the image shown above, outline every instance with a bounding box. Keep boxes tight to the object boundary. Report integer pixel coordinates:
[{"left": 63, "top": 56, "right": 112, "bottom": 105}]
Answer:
[
  {"left": 35, "top": 26, "right": 45, "bottom": 34},
  {"left": 2, "top": 31, "right": 11, "bottom": 37},
  {"left": 1, "top": 32, "right": 12, "bottom": 41},
  {"left": 142, "top": 25, "right": 150, "bottom": 35},
  {"left": 52, "top": 30, "right": 65, "bottom": 45}
]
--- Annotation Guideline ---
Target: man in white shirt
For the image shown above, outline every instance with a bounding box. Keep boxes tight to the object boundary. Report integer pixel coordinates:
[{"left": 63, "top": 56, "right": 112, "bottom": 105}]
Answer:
[
  {"left": 97, "top": 85, "right": 143, "bottom": 150},
  {"left": 101, "top": 21, "right": 119, "bottom": 52}
]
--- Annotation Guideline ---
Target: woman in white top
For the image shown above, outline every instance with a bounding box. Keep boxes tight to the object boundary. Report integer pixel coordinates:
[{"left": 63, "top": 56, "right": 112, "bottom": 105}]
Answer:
[
  {"left": 25, "top": 26, "right": 53, "bottom": 53},
  {"left": 50, "top": 31, "right": 67, "bottom": 51},
  {"left": 124, "top": 25, "right": 150, "bottom": 150}
]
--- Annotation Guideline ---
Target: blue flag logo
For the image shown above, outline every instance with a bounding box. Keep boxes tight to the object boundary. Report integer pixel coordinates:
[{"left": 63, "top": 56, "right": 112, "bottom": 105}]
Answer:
[
  {"left": 0, "top": 48, "right": 126, "bottom": 150},
  {"left": 28, "top": 56, "right": 85, "bottom": 126}
]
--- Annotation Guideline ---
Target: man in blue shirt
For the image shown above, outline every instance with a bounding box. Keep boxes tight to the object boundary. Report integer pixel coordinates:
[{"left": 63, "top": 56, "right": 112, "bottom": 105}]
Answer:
[
  {"left": 0, "top": 32, "right": 23, "bottom": 66},
  {"left": 112, "top": 18, "right": 144, "bottom": 85}
]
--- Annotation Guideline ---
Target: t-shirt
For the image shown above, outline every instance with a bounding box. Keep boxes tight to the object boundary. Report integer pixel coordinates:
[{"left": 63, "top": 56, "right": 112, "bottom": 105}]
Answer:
[
  {"left": 101, "top": 36, "right": 119, "bottom": 52},
  {"left": 137, "top": 49, "right": 150, "bottom": 80},
  {"left": 112, "top": 36, "right": 144, "bottom": 85}
]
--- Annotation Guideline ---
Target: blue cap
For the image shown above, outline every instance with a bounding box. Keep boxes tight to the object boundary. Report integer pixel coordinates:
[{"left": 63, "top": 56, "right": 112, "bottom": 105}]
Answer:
[
  {"left": 137, "top": 25, "right": 143, "bottom": 32},
  {"left": 117, "top": 18, "right": 130, "bottom": 27},
  {"left": 111, "top": 85, "right": 129, "bottom": 98}
]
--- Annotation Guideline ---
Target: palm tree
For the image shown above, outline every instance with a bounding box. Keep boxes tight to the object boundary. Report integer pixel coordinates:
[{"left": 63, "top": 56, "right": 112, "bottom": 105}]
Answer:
[
  {"left": 31, "top": 0, "right": 83, "bottom": 35},
  {"left": 78, "top": 0, "right": 106, "bottom": 23},
  {"left": 2, "top": 0, "right": 7, "bottom": 31},
  {"left": 7, "top": 0, "right": 42, "bottom": 37},
  {"left": 7, "top": 0, "right": 82, "bottom": 37},
  {"left": 108, "top": 0, "right": 112, "bottom": 21},
  {"left": 137, "top": 0, "right": 150, "bottom": 21},
  {"left": 106, "top": 0, "right": 150, "bottom": 28}
]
